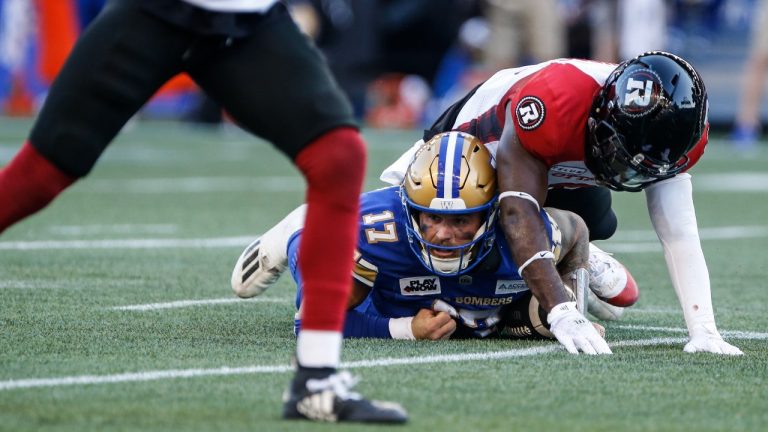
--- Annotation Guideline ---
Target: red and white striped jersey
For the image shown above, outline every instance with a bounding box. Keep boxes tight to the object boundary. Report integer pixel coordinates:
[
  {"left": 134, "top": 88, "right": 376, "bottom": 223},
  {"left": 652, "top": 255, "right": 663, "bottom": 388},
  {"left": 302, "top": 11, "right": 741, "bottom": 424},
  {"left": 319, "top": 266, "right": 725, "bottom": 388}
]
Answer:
[{"left": 384, "top": 58, "right": 708, "bottom": 189}]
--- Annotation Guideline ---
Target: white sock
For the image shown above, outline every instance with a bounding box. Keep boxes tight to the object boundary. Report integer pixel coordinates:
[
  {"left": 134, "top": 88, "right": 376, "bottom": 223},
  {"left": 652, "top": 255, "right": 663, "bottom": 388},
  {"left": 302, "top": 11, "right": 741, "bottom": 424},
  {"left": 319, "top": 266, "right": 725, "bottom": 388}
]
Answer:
[{"left": 296, "top": 330, "right": 343, "bottom": 369}]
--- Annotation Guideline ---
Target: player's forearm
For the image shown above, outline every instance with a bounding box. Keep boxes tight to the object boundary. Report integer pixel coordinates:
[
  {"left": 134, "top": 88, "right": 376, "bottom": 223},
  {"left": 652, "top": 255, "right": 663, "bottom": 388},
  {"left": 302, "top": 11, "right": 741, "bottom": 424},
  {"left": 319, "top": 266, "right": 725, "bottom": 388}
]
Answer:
[
  {"left": 646, "top": 174, "right": 720, "bottom": 335},
  {"left": 501, "top": 206, "right": 569, "bottom": 311},
  {"left": 660, "top": 238, "right": 717, "bottom": 334}
]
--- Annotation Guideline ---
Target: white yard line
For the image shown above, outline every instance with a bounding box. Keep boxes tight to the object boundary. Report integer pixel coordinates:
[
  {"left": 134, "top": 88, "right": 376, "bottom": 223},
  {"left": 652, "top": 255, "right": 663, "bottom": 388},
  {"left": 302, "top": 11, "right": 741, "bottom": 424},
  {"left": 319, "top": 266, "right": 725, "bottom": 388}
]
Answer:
[
  {"left": 598, "top": 243, "right": 661, "bottom": 253},
  {"left": 3, "top": 334, "right": 765, "bottom": 392},
  {"left": 623, "top": 307, "right": 682, "bottom": 315},
  {"left": 111, "top": 297, "right": 289, "bottom": 311},
  {"left": 601, "top": 225, "right": 768, "bottom": 253},
  {"left": 48, "top": 224, "right": 179, "bottom": 236},
  {"left": 0, "top": 279, "right": 147, "bottom": 290},
  {"left": 0, "top": 365, "right": 292, "bottom": 391},
  {"left": 0, "top": 236, "right": 256, "bottom": 250},
  {"left": 78, "top": 176, "right": 303, "bottom": 193},
  {"left": 694, "top": 173, "right": 768, "bottom": 192},
  {"left": 3, "top": 225, "right": 767, "bottom": 251},
  {"left": 614, "top": 325, "right": 767, "bottom": 340}
]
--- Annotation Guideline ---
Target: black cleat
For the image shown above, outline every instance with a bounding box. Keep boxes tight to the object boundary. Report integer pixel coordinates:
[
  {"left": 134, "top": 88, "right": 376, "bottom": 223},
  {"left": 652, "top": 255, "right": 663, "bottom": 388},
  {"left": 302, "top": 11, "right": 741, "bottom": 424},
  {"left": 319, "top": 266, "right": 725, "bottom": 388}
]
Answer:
[{"left": 283, "top": 366, "right": 408, "bottom": 424}]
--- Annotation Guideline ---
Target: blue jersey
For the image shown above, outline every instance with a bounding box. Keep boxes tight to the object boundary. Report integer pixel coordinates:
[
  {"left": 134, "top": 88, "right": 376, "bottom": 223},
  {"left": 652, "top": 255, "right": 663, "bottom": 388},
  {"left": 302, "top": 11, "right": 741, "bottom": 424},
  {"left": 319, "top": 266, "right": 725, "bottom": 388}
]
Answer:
[
  {"left": 352, "top": 186, "right": 560, "bottom": 315},
  {"left": 290, "top": 186, "right": 561, "bottom": 338}
]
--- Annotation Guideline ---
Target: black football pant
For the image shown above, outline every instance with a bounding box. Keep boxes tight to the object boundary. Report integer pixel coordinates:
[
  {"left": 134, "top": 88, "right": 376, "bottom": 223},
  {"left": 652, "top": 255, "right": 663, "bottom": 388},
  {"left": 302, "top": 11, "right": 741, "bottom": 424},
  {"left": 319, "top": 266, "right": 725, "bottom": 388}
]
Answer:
[
  {"left": 29, "top": 0, "right": 355, "bottom": 178},
  {"left": 545, "top": 186, "right": 617, "bottom": 241}
]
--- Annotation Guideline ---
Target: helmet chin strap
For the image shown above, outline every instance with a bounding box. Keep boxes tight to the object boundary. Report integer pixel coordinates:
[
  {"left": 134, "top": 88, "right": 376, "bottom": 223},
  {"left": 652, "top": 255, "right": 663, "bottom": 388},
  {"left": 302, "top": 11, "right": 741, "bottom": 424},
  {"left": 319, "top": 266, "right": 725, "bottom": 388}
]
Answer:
[
  {"left": 422, "top": 251, "right": 466, "bottom": 273},
  {"left": 419, "top": 222, "right": 490, "bottom": 274}
]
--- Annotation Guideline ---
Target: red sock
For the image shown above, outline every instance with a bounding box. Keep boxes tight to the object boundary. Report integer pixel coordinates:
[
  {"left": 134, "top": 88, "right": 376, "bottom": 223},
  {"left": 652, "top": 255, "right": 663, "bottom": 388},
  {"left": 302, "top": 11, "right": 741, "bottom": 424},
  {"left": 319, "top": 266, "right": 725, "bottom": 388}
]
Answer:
[
  {"left": 295, "top": 127, "right": 366, "bottom": 331},
  {"left": 0, "top": 142, "right": 76, "bottom": 233}
]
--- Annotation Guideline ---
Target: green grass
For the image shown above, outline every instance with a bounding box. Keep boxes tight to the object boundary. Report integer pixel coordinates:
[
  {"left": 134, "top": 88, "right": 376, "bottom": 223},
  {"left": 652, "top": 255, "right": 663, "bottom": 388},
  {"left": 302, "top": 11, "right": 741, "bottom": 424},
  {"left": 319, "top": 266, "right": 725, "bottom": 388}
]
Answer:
[{"left": 1, "top": 117, "right": 767, "bottom": 431}]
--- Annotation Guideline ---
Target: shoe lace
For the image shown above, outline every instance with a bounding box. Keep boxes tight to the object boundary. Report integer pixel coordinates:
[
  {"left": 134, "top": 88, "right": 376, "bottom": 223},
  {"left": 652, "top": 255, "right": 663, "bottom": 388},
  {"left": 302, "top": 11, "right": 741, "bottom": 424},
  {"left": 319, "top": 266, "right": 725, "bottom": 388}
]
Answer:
[{"left": 306, "top": 371, "right": 362, "bottom": 401}]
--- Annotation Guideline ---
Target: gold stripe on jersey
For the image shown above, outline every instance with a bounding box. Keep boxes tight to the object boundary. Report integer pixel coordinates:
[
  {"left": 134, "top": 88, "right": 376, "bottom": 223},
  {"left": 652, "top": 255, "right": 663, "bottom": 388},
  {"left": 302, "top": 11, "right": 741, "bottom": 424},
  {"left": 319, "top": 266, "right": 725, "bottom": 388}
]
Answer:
[
  {"left": 353, "top": 272, "right": 375, "bottom": 287},
  {"left": 352, "top": 251, "right": 378, "bottom": 286}
]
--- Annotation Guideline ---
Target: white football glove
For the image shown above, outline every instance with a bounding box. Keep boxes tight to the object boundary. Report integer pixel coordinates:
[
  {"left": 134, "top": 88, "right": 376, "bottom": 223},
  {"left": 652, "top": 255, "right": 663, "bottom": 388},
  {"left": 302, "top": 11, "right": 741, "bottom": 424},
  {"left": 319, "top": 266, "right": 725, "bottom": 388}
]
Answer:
[
  {"left": 547, "top": 302, "right": 612, "bottom": 355},
  {"left": 684, "top": 323, "right": 744, "bottom": 355}
]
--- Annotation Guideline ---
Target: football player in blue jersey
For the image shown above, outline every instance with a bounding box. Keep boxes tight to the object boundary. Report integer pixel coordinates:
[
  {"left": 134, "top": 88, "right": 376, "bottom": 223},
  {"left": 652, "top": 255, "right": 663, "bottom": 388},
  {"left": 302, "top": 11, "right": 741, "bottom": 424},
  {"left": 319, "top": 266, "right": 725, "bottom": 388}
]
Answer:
[{"left": 232, "top": 131, "right": 611, "bottom": 354}]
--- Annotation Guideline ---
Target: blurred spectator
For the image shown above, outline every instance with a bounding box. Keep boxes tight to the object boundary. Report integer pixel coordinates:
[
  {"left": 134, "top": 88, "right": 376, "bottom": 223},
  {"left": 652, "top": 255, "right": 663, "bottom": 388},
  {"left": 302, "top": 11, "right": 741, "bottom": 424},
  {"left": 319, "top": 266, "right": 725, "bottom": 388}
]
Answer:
[
  {"left": 377, "top": 0, "right": 474, "bottom": 83},
  {"left": 364, "top": 73, "right": 431, "bottom": 128},
  {"left": 1, "top": 0, "right": 36, "bottom": 115},
  {"left": 345, "top": 0, "right": 479, "bottom": 126},
  {"left": 586, "top": 0, "right": 618, "bottom": 62},
  {"left": 731, "top": 0, "right": 768, "bottom": 148},
  {"left": 669, "top": 0, "right": 726, "bottom": 52},
  {"left": 482, "top": 0, "right": 565, "bottom": 68},
  {"left": 578, "top": 0, "right": 667, "bottom": 64},
  {"left": 618, "top": 0, "right": 668, "bottom": 60},
  {"left": 1, "top": 0, "right": 79, "bottom": 116},
  {"left": 560, "top": 0, "right": 594, "bottom": 59},
  {"left": 295, "top": 0, "right": 381, "bottom": 119},
  {"left": 422, "top": 16, "right": 492, "bottom": 126}
]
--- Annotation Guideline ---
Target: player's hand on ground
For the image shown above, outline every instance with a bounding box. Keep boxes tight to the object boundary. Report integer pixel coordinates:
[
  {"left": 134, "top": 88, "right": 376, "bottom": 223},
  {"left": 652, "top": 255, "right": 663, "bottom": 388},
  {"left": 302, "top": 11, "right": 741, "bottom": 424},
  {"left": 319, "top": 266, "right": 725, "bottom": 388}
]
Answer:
[
  {"left": 684, "top": 324, "right": 744, "bottom": 355},
  {"left": 412, "top": 309, "right": 456, "bottom": 340},
  {"left": 547, "top": 302, "right": 612, "bottom": 355}
]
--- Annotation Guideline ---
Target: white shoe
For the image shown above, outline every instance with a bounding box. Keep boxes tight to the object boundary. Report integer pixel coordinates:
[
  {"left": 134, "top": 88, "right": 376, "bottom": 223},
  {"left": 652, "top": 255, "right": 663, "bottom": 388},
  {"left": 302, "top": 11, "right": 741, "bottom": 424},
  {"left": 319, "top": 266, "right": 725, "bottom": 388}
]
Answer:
[
  {"left": 231, "top": 205, "right": 307, "bottom": 298},
  {"left": 588, "top": 243, "right": 628, "bottom": 299}
]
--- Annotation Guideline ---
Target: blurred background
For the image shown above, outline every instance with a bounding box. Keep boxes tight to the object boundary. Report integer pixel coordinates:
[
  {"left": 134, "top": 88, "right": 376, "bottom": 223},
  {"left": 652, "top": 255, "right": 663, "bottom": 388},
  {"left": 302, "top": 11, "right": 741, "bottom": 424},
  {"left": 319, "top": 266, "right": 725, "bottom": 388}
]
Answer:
[{"left": 1, "top": 0, "right": 766, "bottom": 149}]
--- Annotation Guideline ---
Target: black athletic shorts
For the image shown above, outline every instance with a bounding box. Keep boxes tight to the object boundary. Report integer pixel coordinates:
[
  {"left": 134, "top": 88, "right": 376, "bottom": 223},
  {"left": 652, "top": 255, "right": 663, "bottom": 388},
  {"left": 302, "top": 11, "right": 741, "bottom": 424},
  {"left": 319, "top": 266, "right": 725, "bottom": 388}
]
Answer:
[
  {"left": 544, "top": 186, "right": 617, "bottom": 241},
  {"left": 30, "top": 0, "right": 356, "bottom": 177}
]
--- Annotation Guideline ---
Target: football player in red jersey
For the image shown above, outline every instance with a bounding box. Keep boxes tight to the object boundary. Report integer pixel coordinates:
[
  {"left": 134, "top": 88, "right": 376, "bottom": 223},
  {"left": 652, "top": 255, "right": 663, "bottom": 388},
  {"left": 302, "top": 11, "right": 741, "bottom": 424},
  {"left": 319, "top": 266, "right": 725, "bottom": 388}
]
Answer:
[
  {"left": 0, "top": 0, "right": 407, "bottom": 424},
  {"left": 382, "top": 52, "right": 742, "bottom": 355}
]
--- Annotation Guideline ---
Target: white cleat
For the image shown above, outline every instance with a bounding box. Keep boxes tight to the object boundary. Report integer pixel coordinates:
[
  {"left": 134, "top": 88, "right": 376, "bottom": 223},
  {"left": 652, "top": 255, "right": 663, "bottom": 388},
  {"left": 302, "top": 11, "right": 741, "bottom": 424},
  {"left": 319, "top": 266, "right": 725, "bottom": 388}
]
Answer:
[
  {"left": 586, "top": 243, "right": 639, "bottom": 318},
  {"left": 231, "top": 205, "right": 307, "bottom": 298},
  {"left": 588, "top": 243, "right": 628, "bottom": 299}
]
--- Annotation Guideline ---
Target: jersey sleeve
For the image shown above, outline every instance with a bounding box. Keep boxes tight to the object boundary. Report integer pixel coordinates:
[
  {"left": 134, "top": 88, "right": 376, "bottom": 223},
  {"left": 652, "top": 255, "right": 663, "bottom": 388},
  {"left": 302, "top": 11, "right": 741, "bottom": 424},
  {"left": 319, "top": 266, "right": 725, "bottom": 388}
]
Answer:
[
  {"left": 342, "top": 309, "right": 393, "bottom": 338},
  {"left": 505, "top": 63, "right": 599, "bottom": 166},
  {"left": 295, "top": 308, "right": 393, "bottom": 338}
]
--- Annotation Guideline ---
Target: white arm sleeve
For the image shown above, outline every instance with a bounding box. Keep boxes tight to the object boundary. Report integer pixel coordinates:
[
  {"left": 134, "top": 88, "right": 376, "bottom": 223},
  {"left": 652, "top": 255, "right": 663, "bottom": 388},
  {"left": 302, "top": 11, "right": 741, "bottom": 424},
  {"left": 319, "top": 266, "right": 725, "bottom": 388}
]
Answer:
[
  {"left": 645, "top": 173, "right": 721, "bottom": 338},
  {"left": 380, "top": 139, "right": 424, "bottom": 185}
]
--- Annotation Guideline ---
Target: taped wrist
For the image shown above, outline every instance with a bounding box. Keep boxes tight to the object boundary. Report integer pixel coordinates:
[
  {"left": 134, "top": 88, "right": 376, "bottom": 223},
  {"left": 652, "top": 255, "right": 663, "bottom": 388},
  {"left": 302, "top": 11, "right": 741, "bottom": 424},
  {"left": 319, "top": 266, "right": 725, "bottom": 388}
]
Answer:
[
  {"left": 388, "top": 317, "right": 416, "bottom": 340},
  {"left": 498, "top": 191, "right": 540, "bottom": 211},
  {"left": 517, "top": 250, "right": 555, "bottom": 275}
]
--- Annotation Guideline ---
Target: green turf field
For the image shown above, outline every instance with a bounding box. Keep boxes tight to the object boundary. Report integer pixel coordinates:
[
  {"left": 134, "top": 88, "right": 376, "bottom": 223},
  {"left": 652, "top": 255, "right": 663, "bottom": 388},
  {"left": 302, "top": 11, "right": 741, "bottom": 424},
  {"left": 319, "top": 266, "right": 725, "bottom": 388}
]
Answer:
[{"left": 1, "top": 117, "right": 766, "bottom": 431}]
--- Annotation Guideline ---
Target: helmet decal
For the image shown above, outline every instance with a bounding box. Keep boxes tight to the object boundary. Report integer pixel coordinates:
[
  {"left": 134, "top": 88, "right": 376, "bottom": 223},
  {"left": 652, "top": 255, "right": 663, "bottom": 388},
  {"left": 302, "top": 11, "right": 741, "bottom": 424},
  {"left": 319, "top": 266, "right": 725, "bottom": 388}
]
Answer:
[
  {"left": 436, "top": 132, "right": 465, "bottom": 201},
  {"left": 516, "top": 96, "right": 546, "bottom": 130},
  {"left": 616, "top": 68, "right": 662, "bottom": 118}
]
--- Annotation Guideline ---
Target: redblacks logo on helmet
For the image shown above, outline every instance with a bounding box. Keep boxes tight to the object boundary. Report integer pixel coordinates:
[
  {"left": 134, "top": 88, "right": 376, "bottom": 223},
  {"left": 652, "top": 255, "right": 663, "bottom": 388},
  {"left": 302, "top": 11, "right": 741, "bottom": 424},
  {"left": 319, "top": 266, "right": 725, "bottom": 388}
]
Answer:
[{"left": 616, "top": 68, "right": 663, "bottom": 118}]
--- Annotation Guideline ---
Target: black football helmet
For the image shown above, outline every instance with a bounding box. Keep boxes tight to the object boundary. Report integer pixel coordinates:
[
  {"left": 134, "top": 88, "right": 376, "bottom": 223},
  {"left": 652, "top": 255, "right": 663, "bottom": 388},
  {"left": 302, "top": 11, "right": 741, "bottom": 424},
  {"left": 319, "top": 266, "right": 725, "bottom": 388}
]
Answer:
[{"left": 585, "top": 51, "right": 708, "bottom": 192}]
